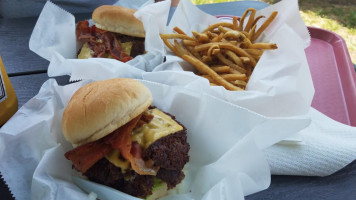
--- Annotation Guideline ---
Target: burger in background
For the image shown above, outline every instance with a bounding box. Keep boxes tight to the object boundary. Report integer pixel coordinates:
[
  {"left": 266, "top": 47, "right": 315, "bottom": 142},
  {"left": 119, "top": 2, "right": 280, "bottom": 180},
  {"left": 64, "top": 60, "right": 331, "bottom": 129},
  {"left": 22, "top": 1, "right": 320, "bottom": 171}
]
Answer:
[
  {"left": 62, "top": 78, "right": 190, "bottom": 199},
  {"left": 76, "top": 6, "right": 145, "bottom": 62}
]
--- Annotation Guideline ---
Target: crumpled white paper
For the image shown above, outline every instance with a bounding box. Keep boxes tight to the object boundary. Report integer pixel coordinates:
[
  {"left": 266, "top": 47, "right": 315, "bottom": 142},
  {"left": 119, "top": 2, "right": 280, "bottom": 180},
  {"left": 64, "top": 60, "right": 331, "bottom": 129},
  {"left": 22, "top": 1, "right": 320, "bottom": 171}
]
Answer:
[
  {"left": 160, "top": 0, "right": 314, "bottom": 118},
  {"left": 0, "top": 79, "right": 310, "bottom": 200},
  {"left": 12, "top": 0, "right": 355, "bottom": 199},
  {"left": 29, "top": 0, "right": 170, "bottom": 77}
]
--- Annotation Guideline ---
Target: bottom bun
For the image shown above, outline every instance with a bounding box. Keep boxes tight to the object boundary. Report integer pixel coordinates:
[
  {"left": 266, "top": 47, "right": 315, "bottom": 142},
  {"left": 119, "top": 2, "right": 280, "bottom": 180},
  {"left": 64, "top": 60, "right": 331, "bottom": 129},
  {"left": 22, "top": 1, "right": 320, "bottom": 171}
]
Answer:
[{"left": 146, "top": 182, "right": 169, "bottom": 200}]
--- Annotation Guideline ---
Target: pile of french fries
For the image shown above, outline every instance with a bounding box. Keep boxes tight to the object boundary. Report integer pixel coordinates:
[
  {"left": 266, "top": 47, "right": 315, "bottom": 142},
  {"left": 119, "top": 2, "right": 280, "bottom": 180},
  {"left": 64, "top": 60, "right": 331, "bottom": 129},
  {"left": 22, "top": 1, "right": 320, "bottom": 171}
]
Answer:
[{"left": 160, "top": 8, "right": 278, "bottom": 91}]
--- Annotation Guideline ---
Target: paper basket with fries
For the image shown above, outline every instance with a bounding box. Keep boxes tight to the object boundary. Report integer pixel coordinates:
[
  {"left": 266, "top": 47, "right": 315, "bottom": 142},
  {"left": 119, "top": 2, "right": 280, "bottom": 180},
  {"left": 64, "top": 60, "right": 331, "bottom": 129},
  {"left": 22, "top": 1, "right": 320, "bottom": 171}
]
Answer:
[{"left": 152, "top": 0, "right": 313, "bottom": 118}]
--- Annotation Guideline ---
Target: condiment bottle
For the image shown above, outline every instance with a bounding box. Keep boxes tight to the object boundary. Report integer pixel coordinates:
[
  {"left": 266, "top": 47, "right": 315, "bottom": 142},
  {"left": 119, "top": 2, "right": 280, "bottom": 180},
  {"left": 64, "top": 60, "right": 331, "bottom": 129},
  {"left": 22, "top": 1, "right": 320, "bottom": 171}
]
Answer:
[{"left": 0, "top": 55, "right": 18, "bottom": 126}]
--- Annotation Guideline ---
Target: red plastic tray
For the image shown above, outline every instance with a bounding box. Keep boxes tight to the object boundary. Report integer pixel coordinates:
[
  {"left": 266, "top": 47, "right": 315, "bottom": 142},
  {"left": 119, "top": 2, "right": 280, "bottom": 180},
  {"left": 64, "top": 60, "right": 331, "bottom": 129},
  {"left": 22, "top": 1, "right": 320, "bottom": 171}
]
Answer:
[{"left": 306, "top": 27, "right": 356, "bottom": 127}]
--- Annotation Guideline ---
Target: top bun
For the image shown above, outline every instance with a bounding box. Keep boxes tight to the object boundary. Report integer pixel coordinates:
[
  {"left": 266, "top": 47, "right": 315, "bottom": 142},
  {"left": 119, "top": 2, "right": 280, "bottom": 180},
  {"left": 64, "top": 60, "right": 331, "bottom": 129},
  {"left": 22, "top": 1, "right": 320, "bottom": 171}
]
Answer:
[
  {"left": 62, "top": 78, "right": 153, "bottom": 146},
  {"left": 92, "top": 5, "right": 145, "bottom": 38}
]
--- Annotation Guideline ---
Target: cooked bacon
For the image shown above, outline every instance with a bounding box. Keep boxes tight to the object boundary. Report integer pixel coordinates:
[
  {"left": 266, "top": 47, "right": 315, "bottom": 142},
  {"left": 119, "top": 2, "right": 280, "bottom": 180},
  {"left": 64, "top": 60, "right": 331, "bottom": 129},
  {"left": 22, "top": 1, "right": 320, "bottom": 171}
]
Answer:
[
  {"left": 64, "top": 139, "right": 112, "bottom": 173},
  {"left": 101, "top": 32, "right": 133, "bottom": 62},
  {"left": 111, "top": 115, "right": 158, "bottom": 175},
  {"left": 76, "top": 20, "right": 93, "bottom": 43},
  {"left": 76, "top": 20, "right": 133, "bottom": 62},
  {"left": 135, "top": 112, "right": 154, "bottom": 128},
  {"left": 65, "top": 114, "right": 158, "bottom": 175}
]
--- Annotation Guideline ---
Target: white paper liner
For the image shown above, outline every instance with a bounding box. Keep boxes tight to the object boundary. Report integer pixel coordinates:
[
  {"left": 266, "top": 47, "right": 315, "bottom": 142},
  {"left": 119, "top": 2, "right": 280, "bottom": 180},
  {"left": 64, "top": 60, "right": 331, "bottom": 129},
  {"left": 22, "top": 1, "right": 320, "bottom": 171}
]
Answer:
[
  {"left": 160, "top": 0, "right": 314, "bottom": 118},
  {"left": 0, "top": 79, "right": 309, "bottom": 200}
]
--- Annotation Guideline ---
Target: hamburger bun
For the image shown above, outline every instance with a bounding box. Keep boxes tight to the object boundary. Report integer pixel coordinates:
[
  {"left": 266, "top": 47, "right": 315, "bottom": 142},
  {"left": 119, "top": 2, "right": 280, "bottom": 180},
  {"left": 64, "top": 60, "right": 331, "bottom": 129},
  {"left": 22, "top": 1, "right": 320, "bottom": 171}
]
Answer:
[
  {"left": 62, "top": 78, "right": 153, "bottom": 146},
  {"left": 92, "top": 5, "right": 145, "bottom": 38}
]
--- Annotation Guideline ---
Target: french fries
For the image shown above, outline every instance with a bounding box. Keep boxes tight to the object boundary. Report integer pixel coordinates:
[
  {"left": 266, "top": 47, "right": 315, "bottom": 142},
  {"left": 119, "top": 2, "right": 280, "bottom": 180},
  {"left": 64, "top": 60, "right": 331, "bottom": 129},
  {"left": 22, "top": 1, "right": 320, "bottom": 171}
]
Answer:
[{"left": 160, "top": 8, "right": 278, "bottom": 91}]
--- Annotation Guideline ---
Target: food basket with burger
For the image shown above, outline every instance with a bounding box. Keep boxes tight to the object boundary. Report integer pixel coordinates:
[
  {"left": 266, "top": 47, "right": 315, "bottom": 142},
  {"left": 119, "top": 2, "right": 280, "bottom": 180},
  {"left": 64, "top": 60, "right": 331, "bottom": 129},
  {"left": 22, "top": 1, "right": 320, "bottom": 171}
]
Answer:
[
  {"left": 0, "top": 78, "right": 309, "bottom": 200},
  {"left": 29, "top": 0, "right": 171, "bottom": 76}
]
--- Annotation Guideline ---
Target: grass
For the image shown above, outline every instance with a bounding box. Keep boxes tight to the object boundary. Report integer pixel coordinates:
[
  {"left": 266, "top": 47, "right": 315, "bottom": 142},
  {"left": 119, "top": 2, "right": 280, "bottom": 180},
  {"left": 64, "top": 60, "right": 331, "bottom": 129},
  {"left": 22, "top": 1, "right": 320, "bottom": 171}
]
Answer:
[{"left": 190, "top": 0, "right": 356, "bottom": 64}]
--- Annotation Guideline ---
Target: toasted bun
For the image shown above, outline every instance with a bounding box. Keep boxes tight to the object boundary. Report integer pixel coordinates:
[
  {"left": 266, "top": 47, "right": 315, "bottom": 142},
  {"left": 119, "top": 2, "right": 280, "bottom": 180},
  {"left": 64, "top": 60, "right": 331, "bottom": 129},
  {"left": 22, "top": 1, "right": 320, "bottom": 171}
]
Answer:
[
  {"left": 92, "top": 5, "right": 145, "bottom": 38},
  {"left": 62, "top": 78, "right": 153, "bottom": 146}
]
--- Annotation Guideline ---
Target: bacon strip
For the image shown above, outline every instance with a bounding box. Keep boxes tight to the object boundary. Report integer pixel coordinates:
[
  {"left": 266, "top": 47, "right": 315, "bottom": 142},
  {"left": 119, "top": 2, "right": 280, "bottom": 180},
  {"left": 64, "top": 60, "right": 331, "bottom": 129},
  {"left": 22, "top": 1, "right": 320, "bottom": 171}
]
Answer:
[
  {"left": 76, "top": 20, "right": 133, "bottom": 62},
  {"left": 64, "top": 139, "right": 112, "bottom": 173},
  {"left": 65, "top": 114, "right": 158, "bottom": 175},
  {"left": 111, "top": 115, "right": 158, "bottom": 175}
]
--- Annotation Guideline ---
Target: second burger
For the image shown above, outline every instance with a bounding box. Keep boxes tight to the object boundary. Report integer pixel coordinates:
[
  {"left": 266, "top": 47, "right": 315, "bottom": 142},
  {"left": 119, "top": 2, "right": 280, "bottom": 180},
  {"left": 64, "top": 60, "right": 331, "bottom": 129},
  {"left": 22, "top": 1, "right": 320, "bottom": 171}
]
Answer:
[{"left": 76, "top": 6, "right": 145, "bottom": 62}]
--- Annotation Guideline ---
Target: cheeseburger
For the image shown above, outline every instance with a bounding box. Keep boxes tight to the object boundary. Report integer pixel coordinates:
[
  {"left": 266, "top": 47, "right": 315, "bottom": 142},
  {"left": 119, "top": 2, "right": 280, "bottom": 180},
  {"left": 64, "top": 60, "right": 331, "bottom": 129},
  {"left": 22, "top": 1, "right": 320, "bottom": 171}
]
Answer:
[
  {"left": 62, "top": 78, "right": 190, "bottom": 199},
  {"left": 76, "top": 6, "right": 145, "bottom": 62}
]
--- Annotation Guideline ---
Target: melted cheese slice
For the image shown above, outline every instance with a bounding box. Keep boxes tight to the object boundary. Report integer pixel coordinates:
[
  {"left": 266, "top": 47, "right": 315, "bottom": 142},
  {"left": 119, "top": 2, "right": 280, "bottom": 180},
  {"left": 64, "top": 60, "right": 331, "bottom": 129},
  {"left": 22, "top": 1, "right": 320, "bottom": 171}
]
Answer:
[
  {"left": 106, "top": 108, "right": 183, "bottom": 170},
  {"left": 132, "top": 109, "right": 183, "bottom": 149},
  {"left": 105, "top": 149, "right": 130, "bottom": 171},
  {"left": 78, "top": 43, "right": 93, "bottom": 59},
  {"left": 119, "top": 41, "right": 132, "bottom": 56}
]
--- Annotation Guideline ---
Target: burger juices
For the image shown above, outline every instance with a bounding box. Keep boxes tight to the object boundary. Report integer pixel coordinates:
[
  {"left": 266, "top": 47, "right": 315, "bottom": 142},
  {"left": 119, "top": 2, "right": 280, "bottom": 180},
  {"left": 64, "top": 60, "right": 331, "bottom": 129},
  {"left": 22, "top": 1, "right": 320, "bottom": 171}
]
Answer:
[
  {"left": 62, "top": 78, "right": 190, "bottom": 199},
  {"left": 76, "top": 6, "right": 145, "bottom": 62}
]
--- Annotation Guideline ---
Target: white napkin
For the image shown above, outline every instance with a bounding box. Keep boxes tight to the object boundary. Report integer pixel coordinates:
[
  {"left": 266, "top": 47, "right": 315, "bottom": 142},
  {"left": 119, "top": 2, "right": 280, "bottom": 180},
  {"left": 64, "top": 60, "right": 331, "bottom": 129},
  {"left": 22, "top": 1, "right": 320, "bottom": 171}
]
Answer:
[
  {"left": 265, "top": 108, "right": 356, "bottom": 176},
  {"left": 0, "top": 79, "right": 310, "bottom": 200}
]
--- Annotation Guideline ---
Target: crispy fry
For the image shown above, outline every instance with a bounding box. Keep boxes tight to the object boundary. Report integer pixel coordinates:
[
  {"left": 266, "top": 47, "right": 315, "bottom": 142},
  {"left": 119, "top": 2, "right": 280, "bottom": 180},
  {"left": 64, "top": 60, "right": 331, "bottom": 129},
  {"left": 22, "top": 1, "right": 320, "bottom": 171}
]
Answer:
[
  {"left": 185, "top": 45, "right": 201, "bottom": 59},
  {"left": 183, "top": 39, "right": 198, "bottom": 46},
  {"left": 173, "top": 26, "right": 187, "bottom": 35},
  {"left": 238, "top": 32, "right": 252, "bottom": 48},
  {"left": 227, "top": 40, "right": 238, "bottom": 46},
  {"left": 192, "top": 31, "right": 210, "bottom": 43},
  {"left": 174, "top": 40, "right": 193, "bottom": 57},
  {"left": 207, "top": 31, "right": 219, "bottom": 39},
  {"left": 202, "top": 22, "right": 234, "bottom": 33},
  {"left": 223, "top": 30, "right": 243, "bottom": 40},
  {"left": 162, "top": 38, "right": 181, "bottom": 56},
  {"left": 211, "top": 66, "right": 231, "bottom": 73},
  {"left": 252, "top": 11, "right": 278, "bottom": 41},
  {"left": 211, "top": 32, "right": 224, "bottom": 42},
  {"left": 232, "top": 16, "right": 239, "bottom": 30},
  {"left": 201, "top": 75, "right": 216, "bottom": 83},
  {"left": 240, "top": 57, "right": 250, "bottom": 64},
  {"left": 239, "top": 8, "right": 256, "bottom": 31},
  {"left": 244, "top": 49, "right": 264, "bottom": 56},
  {"left": 220, "top": 43, "right": 257, "bottom": 66},
  {"left": 225, "top": 50, "right": 243, "bottom": 67},
  {"left": 248, "top": 24, "right": 256, "bottom": 41},
  {"left": 218, "top": 26, "right": 230, "bottom": 33},
  {"left": 230, "top": 68, "right": 243, "bottom": 74},
  {"left": 243, "top": 8, "right": 257, "bottom": 32},
  {"left": 207, "top": 44, "right": 220, "bottom": 61},
  {"left": 252, "top": 16, "right": 265, "bottom": 28},
  {"left": 250, "top": 43, "right": 278, "bottom": 49},
  {"left": 182, "top": 55, "right": 243, "bottom": 91},
  {"left": 212, "top": 49, "right": 220, "bottom": 55},
  {"left": 231, "top": 80, "right": 247, "bottom": 87},
  {"left": 220, "top": 74, "right": 247, "bottom": 81},
  {"left": 217, "top": 52, "right": 246, "bottom": 74}
]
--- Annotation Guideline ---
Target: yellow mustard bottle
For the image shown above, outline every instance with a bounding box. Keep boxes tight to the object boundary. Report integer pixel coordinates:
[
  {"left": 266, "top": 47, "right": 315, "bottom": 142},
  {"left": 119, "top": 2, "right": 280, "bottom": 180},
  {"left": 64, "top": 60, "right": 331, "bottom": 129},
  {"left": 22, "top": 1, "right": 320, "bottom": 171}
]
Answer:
[{"left": 0, "top": 55, "right": 18, "bottom": 126}]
